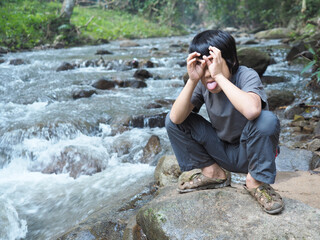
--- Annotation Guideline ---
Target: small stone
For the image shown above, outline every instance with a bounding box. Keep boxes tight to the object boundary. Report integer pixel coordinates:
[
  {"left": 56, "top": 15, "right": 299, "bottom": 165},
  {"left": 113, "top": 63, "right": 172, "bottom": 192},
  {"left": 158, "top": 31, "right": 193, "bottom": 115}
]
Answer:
[
  {"left": 303, "top": 125, "right": 314, "bottom": 134},
  {"left": 9, "top": 59, "right": 25, "bottom": 65},
  {"left": 56, "top": 62, "right": 75, "bottom": 71},
  {"left": 92, "top": 79, "right": 116, "bottom": 90},
  {"left": 308, "top": 139, "right": 320, "bottom": 151},
  {"left": 95, "top": 49, "right": 113, "bottom": 55},
  {"left": 133, "top": 69, "right": 153, "bottom": 80},
  {"left": 72, "top": 90, "right": 96, "bottom": 99}
]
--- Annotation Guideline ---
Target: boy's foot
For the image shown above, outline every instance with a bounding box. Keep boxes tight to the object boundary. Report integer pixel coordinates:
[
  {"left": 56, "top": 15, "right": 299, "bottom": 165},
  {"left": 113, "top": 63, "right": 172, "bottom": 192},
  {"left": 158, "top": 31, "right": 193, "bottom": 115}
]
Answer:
[
  {"left": 177, "top": 169, "right": 231, "bottom": 193},
  {"left": 244, "top": 183, "right": 284, "bottom": 214}
]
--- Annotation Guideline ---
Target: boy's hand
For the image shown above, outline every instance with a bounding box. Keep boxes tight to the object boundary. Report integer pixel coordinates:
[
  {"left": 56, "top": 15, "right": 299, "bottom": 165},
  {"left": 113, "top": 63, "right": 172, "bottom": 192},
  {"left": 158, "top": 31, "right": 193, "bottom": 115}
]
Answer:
[
  {"left": 203, "top": 46, "right": 224, "bottom": 79},
  {"left": 187, "top": 52, "right": 206, "bottom": 83}
]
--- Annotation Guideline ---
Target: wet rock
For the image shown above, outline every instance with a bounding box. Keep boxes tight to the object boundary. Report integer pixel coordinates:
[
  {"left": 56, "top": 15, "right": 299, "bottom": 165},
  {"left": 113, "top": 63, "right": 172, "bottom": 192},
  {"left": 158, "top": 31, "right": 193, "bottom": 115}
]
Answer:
[
  {"left": 126, "top": 60, "right": 139, "bottom": 68},
  {"left": 255, "top": 28, "right": 293, "bottom": 39},
  {"left": 177, "top": 60, "right": 187, "bottom": 67},
  {"left": 0, "top": 46, "right": 8, "bottom": 54},
  {"left": 127, "top": 112, "right": 168, "bottom": 128},
  {"left": 56, "top": 62, "right": 76, "bottom": 72},
  {"left": 136, "top": 186, "right": 320, "bottom": 240},
  {"left": 120, "top": 40, "right": 140, "bottom": 47},
  {"left": 42, "top": 146, "right": 107, "bottom": 179},
  {"left": 261, "top": 75, "right": 288, "bottom": 84},
  {"left": 95, "top": 57, "right": 105, "bottom": 66},
  {"left": 286, "top": 41, "right": 307, "bottom": 61},
  {"left": 314, "top": 122, "right": 320, "bottom": 136},
  {"left": 266, "top": 89, "right": 295, "bottom": 110},
  {"left": 92, "top": 79, "right": 116, "bottom": 90},
  {"left": 134, "top": 69, "right": 153, "bottom": 80},
  {"left": 140, "top": 60, "right": 154, "bottom": 68},
  {"left": 239, "top": 39, "right": 259, "bottom": 45},
  {"left": 307, "top": 139, "right": 320, "bottom": 151},
  {"left": 141, "top": 135, "right": 162, "bottom": 164},
  {"left": 117, "top": 80, "right": 147, "bottom": 88},
  {"left": 144, "top": 103, "right": 162, "bottom": 109},
  {"left": 95, "top": 49, "right": 113, "bottom": 55},
  {"left": 154, "top": 155, "right": 181, "bottom": 187},
  {"left": 96, "top": 38, "right": 110, "bottom": 44},
  {"left": 284, "top": 104, "right": 305, "bottom": 119},
  {"left": 9, "top": 59, "right": 26, "bottom": 65},
  {"left": 237, "top": 47, "right": 271, "bottom": 76},
  {"left": 0, "top": 59, "right": 5, "bottom": 64},
  {"left": 85, "top": 60, "right": 95, "bottom": 67},
  {"left": 72, "top": 89, "right": 96, "bottom": 99},
  {"left": 53, "top": 42, "right": 65, "bottom": 49},
  {"left": 276, "top": 145, "right": 320, "bottom": 171},
  {"left": 104, "top": 60, "right": 131, "bottom": 71},
  {"left": 155, "top": 99, "right": 174, "bottom": 107}
]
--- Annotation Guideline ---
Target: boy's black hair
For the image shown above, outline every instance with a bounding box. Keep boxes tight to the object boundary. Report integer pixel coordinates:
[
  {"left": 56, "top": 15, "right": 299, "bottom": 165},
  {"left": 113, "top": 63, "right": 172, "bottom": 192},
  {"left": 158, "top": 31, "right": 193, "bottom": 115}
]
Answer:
[{"left": 189, "top": 30, "right": 239, "bottom": 75}]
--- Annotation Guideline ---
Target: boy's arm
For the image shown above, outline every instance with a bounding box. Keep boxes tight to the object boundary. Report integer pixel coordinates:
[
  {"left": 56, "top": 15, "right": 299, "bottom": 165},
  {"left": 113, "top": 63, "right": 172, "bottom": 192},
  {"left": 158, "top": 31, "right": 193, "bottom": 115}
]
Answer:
[
  {"left": 215, "top": 75, "right": 261, "bottom": 120},
  {"left": 169, "top": 80, "right": 197, "bottom": 124},
  {"left": 170, "top": 52, "right": 206, "bottom": 124},
  {"left": 205, "top": 46, "right": 261, "bottom": 120}
]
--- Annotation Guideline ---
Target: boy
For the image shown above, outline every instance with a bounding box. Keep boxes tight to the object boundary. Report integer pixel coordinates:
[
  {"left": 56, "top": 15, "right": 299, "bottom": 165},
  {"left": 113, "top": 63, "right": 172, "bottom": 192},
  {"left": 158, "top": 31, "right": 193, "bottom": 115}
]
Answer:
[{"left": 165, "top": 30, "right": 283, "bottom": 214}]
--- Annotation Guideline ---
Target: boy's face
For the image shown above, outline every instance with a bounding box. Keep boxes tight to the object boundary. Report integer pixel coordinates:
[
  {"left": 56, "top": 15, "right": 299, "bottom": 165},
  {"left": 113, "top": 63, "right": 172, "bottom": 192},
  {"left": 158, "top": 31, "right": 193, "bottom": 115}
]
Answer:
[{"left": 200, "top": 57, "right": 230, "bottom": 94}]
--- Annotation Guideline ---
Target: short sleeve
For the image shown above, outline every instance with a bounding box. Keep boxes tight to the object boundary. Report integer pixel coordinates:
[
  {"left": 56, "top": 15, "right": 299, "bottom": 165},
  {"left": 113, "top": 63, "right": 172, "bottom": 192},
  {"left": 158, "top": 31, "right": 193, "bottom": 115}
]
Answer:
[
  {"left": 190, "top": 81, "right": 204, "bottom": 112},
  {"left": 237, "top": 68, "right": 268, "bottom": 109}
]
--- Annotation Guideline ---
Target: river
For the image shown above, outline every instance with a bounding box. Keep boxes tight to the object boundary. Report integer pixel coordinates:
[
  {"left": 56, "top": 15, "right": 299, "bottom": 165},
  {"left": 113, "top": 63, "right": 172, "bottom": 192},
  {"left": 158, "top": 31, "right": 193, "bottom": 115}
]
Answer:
[{"left": 0, "top": 34, "right": 312, "bottom": 239}]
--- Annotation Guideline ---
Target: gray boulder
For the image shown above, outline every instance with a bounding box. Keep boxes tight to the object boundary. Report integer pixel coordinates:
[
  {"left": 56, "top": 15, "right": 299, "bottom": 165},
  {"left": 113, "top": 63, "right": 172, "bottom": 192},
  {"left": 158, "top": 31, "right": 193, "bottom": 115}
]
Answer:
[
  {"left": 276, "top": 145, "right": 320, "bottom": 171},
  {"left": 237, "top": 47, "right": 271, "bottom": 76},
  {"left": 137, "top": 186, "right": 320, "bottom": 240},
  {"left": 266, "top": 89, "right": 295, "bottom": 110},
  {"left": 154, "top": 155, "right": 181, "bottom": 187}
]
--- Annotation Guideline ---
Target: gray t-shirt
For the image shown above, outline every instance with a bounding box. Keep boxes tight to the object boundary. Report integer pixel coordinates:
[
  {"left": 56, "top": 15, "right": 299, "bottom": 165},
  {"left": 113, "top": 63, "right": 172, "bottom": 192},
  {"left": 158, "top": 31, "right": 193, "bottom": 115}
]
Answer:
[{"left": 190, "top": 66, "right": 268, "bottom": 143}]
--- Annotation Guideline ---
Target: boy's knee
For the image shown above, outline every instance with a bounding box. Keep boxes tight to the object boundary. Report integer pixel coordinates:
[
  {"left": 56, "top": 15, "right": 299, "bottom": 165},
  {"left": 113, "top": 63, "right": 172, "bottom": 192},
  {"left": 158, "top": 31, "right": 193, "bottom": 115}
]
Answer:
[{"left": 255, "top": 111, "right": 280, "bottom": 136}]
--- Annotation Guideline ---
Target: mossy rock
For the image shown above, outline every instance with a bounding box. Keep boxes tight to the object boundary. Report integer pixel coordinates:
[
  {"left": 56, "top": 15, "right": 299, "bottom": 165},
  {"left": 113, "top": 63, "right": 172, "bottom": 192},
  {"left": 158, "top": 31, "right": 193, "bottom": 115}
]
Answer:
[
  {"left": 255, "top": 28, "right": 294, "bottom": 39},
  {"left": 237, "top": 47, "right": 271, "bottom": 76}
]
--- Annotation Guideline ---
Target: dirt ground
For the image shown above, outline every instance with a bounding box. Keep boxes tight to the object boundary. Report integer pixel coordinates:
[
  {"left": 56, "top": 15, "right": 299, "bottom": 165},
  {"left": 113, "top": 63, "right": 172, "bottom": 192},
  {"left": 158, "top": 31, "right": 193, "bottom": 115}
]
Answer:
[{"left": 272, "top": 168, "right": 320, "bottom": 209}]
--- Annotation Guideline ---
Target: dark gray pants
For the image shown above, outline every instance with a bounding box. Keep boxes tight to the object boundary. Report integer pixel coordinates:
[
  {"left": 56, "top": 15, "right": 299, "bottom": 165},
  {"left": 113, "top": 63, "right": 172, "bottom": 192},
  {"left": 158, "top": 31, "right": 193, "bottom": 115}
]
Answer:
[{"left": 165, "top": 111, "right": 280, "bottom": 184}]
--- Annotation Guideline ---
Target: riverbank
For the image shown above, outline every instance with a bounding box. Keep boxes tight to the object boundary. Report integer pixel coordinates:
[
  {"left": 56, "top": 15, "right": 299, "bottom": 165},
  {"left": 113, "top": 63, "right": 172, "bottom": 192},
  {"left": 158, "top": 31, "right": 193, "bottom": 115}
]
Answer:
[{"left": 0, "top": 0, "right": 186, "bottom": 52}]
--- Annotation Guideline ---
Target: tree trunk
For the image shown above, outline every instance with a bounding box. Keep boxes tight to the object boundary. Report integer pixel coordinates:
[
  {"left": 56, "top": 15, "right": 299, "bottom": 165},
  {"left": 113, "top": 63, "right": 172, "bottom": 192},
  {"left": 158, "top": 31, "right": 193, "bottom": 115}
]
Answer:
[
  {"left": 301, "top": 0, "right": 306, "bottom": 13},
  {"left": 60, "top": 0, "right": 76, "bottom": 22}
]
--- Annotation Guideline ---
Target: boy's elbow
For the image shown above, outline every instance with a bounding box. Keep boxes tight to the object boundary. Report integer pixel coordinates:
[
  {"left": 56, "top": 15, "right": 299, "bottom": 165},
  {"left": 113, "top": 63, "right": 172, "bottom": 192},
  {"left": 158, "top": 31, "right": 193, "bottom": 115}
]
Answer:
[
  {"left": 169, "top": 112, "right": 183, "bottom": 124},
  {"left": 245, "top": 107, "right": 261, "bottom": 121}
]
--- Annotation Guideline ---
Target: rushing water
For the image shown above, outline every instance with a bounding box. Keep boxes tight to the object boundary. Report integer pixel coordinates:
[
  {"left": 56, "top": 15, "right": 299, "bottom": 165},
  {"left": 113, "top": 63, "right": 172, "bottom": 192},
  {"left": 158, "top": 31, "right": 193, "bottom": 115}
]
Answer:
[{"left": 0, "top": 34, "right": 314, "bottom": 240}]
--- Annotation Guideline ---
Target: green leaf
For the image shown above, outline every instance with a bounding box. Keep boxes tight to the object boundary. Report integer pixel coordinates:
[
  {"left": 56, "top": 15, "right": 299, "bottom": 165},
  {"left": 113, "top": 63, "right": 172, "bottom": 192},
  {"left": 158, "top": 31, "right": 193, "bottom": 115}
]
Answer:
[
  {"left": 301, "top": 60, "right": 316, "bottom": 74},
  {"left": 309, "top": 47, "right": 315, "bottom": 55}
]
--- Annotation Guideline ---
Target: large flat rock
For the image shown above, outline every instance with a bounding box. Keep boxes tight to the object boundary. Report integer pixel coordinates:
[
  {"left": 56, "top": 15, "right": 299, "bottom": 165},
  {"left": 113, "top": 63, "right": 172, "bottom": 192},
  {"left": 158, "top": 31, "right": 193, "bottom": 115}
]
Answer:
[
  {"left": 137, "top": 186, "right": 320, "bottom": 240},
  {"left": 276, "top": 145, "right": 320, "bottom": 171}
]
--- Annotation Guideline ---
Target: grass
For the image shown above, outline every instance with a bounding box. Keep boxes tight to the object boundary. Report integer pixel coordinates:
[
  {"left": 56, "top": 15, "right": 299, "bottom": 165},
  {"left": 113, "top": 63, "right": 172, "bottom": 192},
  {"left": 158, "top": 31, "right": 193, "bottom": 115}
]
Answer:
[
  {"left": 71, "top": 6, "right": 182, "bottom": 40},
  {"left": 0, "top": 0, "right": 184, "bottom": 51}
]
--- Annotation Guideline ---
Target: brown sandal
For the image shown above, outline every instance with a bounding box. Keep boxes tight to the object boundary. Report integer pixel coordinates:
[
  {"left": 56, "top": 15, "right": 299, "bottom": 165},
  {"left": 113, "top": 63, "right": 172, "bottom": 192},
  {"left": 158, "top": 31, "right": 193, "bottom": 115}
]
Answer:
[
  {"left": 178, "top": 169, "right": 231, "bottom": 193},
  {"left": 244, "top": 183, "right": 284, "bottom": 214}
]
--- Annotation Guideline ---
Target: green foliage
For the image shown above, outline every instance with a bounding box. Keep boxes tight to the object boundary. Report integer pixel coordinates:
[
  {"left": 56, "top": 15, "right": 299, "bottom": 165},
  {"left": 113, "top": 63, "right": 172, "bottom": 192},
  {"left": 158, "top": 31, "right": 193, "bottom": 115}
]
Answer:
[
  {"left": 0, "top": 0, "right": 60, "bottom": 49},
  {"left": 302, "top": 46, "right": 320, "bottom": 82},
  {"left": 71, "top": 6, "right": 181, "bottom": 40}
]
